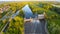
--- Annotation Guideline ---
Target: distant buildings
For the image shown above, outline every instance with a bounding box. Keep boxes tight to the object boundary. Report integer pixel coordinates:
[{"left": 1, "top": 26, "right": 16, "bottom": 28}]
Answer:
[
  {"left": 0, "top": 5, "right": 10, "bottom": 13},
  {"left": 0, "top": 8, "right": 3, "bottom": 13}
]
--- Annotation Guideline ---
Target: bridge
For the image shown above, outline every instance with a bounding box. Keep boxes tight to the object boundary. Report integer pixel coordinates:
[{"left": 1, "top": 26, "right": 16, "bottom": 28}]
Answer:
[{"left": 24, "top": 14, "right": 45, "bottom": 23}]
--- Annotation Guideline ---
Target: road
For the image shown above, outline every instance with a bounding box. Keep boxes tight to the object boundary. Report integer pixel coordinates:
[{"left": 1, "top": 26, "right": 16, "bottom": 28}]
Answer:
[{"left": 0, "top": 10, "right": 20, "bottom": 33}]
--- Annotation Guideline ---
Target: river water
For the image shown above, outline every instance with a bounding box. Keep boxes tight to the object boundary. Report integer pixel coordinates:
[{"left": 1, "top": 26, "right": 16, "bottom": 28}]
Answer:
[{"left": 22, "top": 5, "right": 47, "bottom": 34}]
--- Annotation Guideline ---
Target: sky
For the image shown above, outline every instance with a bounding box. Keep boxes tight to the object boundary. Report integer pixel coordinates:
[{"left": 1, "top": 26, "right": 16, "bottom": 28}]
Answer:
[{"left": 0, "top": 0, "right": 60, "bottom": 2}]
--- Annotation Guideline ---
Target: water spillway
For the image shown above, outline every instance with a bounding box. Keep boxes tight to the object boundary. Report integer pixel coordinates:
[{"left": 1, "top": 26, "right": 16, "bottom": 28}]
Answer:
[{"left": 22, "top": 5, "right": 48, "bottom": 34}]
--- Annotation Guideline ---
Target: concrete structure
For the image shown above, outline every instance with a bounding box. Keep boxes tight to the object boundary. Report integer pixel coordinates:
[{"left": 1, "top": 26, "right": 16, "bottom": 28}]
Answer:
[
  {"left": 38, "top": 14, "right": 45, "bottom": 19},
  {"left": 24, "top": 14, "right": 45, "bottom": 22},
  {"left": 24, "top": 17, "right": 33, "bottom": 22}
]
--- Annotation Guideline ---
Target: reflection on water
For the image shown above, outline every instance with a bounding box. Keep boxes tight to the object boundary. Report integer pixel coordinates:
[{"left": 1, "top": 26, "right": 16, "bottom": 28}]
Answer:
[
  {"left": 22, "top": 5, "right": 33, "bottom": 19},
  {"left": 23, "top": 5, "right": 41, "bottom": 34}
]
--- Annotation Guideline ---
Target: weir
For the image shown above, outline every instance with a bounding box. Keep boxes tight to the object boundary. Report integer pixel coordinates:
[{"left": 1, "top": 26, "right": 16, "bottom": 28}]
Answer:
[{"left": 22, "top": 5, "right": 48, "bottom": 34}]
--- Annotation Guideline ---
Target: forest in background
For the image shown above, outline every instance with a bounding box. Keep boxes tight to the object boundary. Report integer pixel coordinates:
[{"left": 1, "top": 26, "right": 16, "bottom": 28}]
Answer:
[{"left": 0, "top": 2, "right": 60, "bottom": 34}]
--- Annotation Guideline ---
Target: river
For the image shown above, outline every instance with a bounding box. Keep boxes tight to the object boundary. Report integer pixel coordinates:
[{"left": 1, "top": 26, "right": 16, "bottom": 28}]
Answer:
[{"left": 22, "top": 5, "right": 47, "bottom": 34}]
